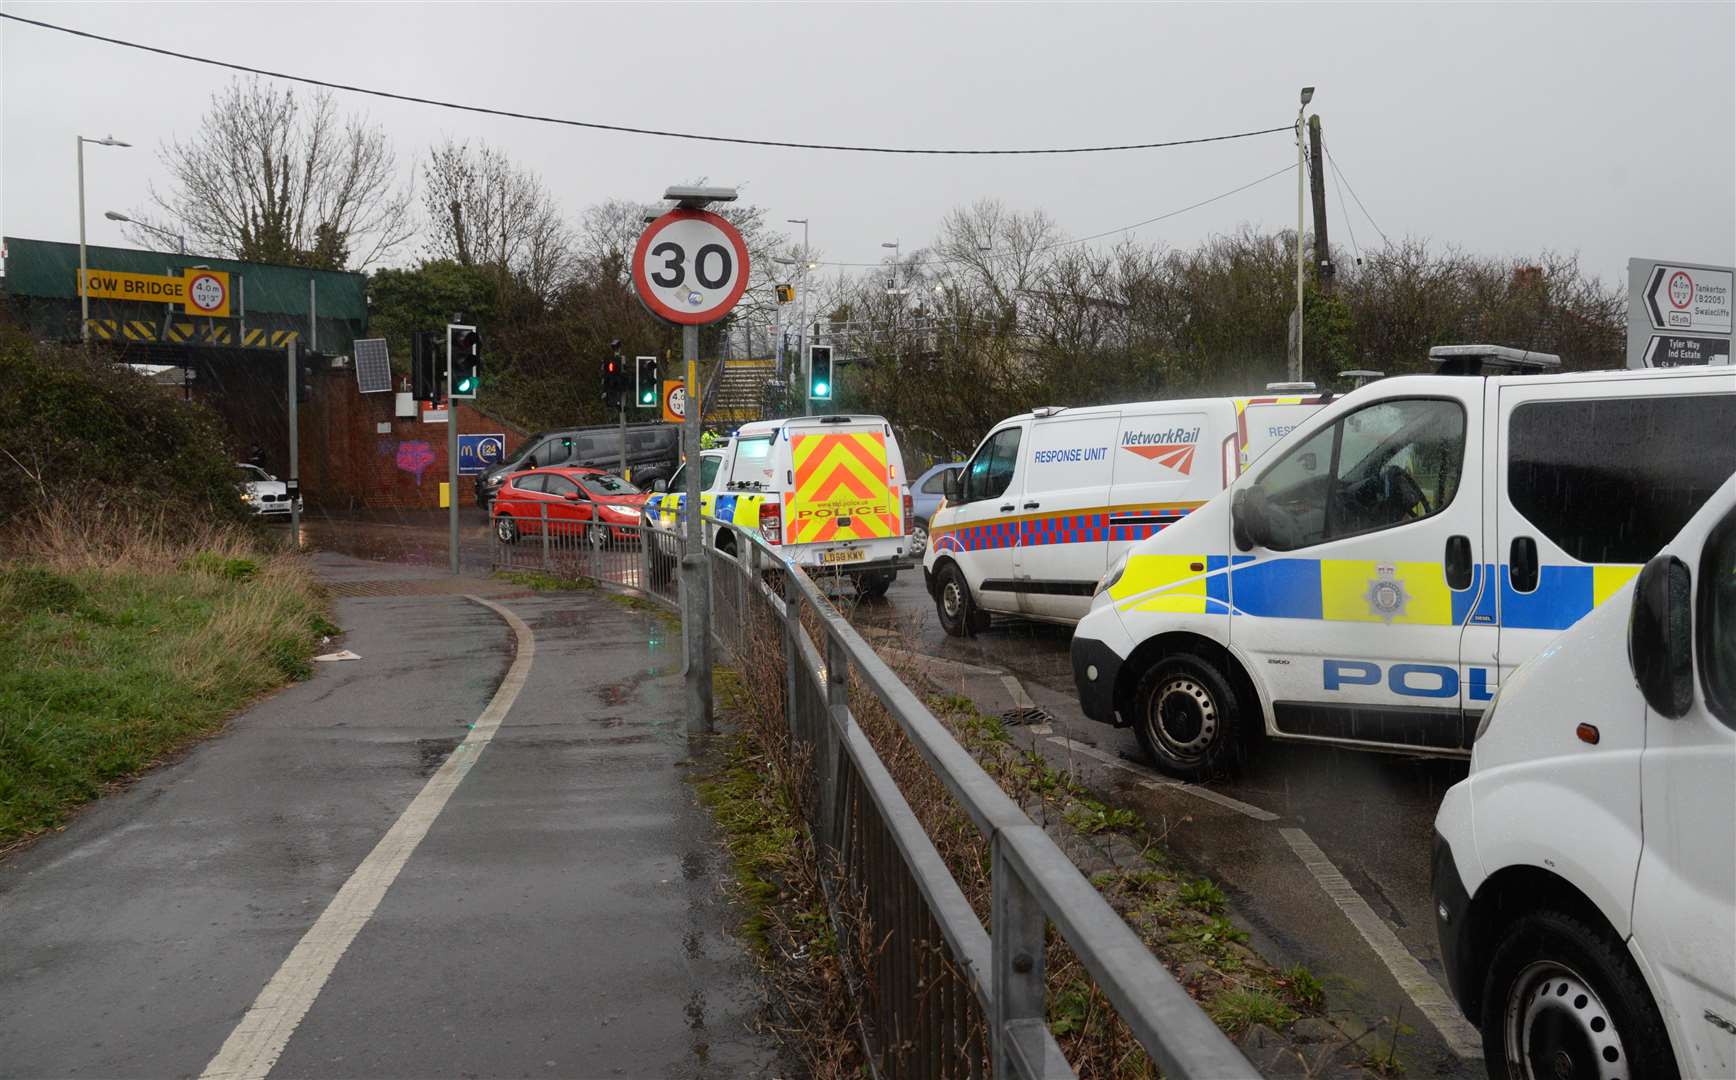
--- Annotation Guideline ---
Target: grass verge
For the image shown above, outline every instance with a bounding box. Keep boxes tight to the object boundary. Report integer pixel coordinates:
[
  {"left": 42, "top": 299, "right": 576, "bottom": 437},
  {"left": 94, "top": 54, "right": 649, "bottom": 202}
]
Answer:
[{"left": 0, "top": 511, "right": 331, "bottom": 850}]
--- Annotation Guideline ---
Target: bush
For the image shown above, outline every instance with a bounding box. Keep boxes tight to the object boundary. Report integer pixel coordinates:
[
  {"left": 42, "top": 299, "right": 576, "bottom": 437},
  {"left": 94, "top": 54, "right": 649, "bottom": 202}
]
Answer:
[{"left": 0, "top": 331, "right": 249, "bottom": 525}]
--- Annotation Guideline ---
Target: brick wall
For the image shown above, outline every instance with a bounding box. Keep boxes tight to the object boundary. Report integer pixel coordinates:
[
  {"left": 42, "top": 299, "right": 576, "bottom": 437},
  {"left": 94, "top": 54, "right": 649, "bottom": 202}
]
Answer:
[{"left": 297, "top": 367, "right": 527, "bottom": 511}]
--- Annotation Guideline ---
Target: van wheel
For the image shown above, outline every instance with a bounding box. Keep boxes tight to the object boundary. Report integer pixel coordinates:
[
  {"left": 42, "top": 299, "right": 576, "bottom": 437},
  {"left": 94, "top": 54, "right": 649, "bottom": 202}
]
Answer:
[
  {"left": 856, "top": 569, "right": 895, "bottom": 599},
  {"left": 1131, "top": 653, "right": 1241, "bottom": 780},
  {"left": 1480, "top": 910, "right": 1677, "bottom": 1080},
  {"left": 935, "top": 563, "right": 988, "bottom": 637},
  {"left": 495, "top": 515, "right": 519, "bottom": 544},
  {"left": 715, "top": 530, "right": 737, "bottom": 559},
  {"left": 910, "top": 518, "right": 929, "bottom": 558}
]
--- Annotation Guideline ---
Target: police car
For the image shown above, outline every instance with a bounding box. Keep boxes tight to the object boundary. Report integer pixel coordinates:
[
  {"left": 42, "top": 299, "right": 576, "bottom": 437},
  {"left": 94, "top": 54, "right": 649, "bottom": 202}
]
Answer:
[
  {"left": 922, "top": 392, "right": 1325, "bottom": 635},
  {"left": 646, "top": 414, "right": 915, "bottom": 596},
  {"left": 1070, "top": 346, "right": 1736, "bottom": 778},
  {"left": 1433, "top": 472, "right": 1736, "bottom": 1079}
]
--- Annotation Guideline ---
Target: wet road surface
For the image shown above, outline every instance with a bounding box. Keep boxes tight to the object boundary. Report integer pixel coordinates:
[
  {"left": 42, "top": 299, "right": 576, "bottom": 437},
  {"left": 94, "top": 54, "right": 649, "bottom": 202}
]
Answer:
[{"left": 0, "top": 553, "right": 776, "bottom": 1079}]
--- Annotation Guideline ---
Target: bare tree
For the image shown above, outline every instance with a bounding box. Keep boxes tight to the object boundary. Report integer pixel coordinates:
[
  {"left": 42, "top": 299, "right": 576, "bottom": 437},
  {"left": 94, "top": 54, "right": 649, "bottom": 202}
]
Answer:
[
  {"left": 422, "top": 139, "right": 575, "bottom": 304},
  {"left": 132, "top": 78, "right": 413, "bottom": 269}
]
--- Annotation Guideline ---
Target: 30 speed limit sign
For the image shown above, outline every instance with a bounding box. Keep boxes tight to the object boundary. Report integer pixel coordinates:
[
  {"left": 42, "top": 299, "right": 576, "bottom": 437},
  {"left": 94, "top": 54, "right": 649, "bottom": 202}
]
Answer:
[{"left": 632, "top": 209, "right": 750, "bottom": 324}]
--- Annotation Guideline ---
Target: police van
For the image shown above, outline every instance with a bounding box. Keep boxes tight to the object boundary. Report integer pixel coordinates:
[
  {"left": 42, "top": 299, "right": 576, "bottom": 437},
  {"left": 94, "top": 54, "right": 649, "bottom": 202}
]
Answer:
[
  {"left": 921, "top": 392, "right": 1325, "bottom": 635},
  {"left": 647, "top": 414, "right": 914, "bottom": 596},
  {"left": 1070, "top": 346, "right": 1736, "bottom": 778},
  {"left": 1432, "top": 472, "right": 1735, "bottom": 1079}
]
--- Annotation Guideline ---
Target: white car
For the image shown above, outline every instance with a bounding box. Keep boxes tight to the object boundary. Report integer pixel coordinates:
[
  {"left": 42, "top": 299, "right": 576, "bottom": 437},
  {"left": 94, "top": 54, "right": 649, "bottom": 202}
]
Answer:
[
  {"left": 235, "top": 464, "right": 300, "bottom": 516},
  {"left": 1432, "top": 472, "right": 1736, "bottom": 1079}
]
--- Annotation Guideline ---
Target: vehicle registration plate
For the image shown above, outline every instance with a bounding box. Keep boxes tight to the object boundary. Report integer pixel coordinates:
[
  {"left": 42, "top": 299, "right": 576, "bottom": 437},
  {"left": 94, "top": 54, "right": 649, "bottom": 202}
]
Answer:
[{"left": 820, "top": 548, "right": 866, "bottom": 565}]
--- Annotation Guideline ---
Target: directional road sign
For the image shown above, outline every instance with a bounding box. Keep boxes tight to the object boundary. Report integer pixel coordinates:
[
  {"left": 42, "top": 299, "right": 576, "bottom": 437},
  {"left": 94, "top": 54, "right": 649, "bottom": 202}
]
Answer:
[
  {"left": 1627, "top": 257, "right": 1734, "bottom": 367},
  {"left": 632, "top": 209, "right": 750, "bottom": 325}
]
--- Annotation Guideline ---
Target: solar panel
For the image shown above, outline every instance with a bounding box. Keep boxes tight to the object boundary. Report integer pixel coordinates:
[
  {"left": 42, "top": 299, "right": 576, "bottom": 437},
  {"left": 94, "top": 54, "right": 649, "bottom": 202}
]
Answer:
[{"left": 353, "top": 338, "right": 392, "bottom": 394}]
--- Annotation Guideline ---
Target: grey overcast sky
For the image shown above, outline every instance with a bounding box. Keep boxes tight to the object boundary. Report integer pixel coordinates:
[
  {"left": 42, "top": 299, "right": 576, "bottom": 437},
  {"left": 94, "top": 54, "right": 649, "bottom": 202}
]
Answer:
[{"left": 3, "top": 1, "right": 1732, "bottom": 285}]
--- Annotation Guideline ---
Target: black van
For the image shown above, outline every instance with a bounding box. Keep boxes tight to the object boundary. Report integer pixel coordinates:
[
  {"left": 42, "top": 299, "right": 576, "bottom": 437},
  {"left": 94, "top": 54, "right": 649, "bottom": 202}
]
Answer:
[{"left": 474, "top": 423, "right": 681, "bottom": 509}]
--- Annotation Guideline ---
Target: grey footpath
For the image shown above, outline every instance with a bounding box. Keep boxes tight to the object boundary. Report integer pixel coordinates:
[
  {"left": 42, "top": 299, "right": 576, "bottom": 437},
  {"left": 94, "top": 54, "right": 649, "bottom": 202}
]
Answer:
[{"left": 0, "top": 553, "right": 777, "bottom": 1079}]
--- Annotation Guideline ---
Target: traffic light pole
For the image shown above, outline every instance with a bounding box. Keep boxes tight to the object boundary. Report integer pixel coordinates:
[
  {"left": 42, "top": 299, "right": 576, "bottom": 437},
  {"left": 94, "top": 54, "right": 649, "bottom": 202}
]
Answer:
[
  {"left": 447, "top": 327, "right": 459, "bottom": 575},
  {"left": 618, "top": 400, "right": 627, "bottom": 478},
  {"left": 287, "top": 341, "right": 300, "bottom": 542},
  {"left": 680, "top": 323, "right": 712, "bottom": 734}
]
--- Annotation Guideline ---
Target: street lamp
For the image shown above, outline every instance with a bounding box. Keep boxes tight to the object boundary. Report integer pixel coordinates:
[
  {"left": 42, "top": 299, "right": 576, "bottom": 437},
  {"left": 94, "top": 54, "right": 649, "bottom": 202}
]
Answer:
[
  {"left": 78, "top": 134, "right": 130, "bottom": 343},
  {"left": 1294, "top": 87, "right": 1315, "bottom": 382},
  {"left": 105, "top": 210, "right": 185, "bottom": 254}
]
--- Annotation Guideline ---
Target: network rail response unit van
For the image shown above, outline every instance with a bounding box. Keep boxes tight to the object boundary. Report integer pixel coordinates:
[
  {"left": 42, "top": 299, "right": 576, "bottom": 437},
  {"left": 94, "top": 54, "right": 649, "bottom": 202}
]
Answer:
[
  {"left": 1433, "top": 472, "right": 1736, "bottom": 1080},
  {"left": 1070, "top": 346, "right": 1736, "bottom": 778},
  {"left": 921, "top": 393, "right": 1326, "bottom": 636},
  {"left": 648, "top": 414, "right": 915, "bottom": 597}
]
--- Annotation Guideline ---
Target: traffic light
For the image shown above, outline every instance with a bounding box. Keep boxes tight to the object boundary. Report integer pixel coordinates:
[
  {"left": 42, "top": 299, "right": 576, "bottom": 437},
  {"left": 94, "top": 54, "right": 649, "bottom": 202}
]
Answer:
[
  {"left": 601, "top": 349, "right": 624, "bottom": 411},
  {"left": 808, "top": 344, "right": 833, "bottom": 401},
  {"left": 775, "top": 283, "right": 795, "bottom": 304},
  {"left": 412, "top": 331, "right": 440, "bottom": 401},
  {"left": 635, "top": 356, "right": 659, "bottom": 407},
  {"left": 449, "top": 325, "right": 480, "bottom": 398}
]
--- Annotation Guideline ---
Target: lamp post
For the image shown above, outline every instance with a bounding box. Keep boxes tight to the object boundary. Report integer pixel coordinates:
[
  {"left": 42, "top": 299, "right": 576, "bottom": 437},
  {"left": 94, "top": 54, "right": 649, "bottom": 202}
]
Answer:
[
  {"left": 1294, "top": 87, "right": 1314, "bottom": 383},
  {"left": 882, "top": 240, "right": 902, "bottom": 366},
  {"left": 77, "top": 134, "right": 130, "bottom": 343},
  {"left": 786, "top": 218, "right": 811, "bottom": 368},
  {"left": 104, "top": 210, "right": 185, "bottom": 254}
]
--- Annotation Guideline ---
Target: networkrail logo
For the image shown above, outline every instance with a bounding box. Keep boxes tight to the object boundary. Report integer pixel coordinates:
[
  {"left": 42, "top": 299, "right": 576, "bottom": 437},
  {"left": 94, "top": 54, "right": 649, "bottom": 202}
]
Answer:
[{"left": 1121, "top": 427, "right": 1200, "bottom": 474}]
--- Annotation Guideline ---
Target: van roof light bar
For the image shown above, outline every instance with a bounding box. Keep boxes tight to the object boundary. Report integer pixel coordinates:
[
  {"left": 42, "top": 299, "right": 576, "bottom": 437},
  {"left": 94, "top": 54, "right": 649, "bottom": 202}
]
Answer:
[
  {"left": 1031, "top": 406, "right": 1067, "bottom": 418},
  {"left": 1427, "top": 344, "right": 1561, "bottom": 376},
  {"left": 1265, "top": 381, "right": 1317, "bottom": 393}
]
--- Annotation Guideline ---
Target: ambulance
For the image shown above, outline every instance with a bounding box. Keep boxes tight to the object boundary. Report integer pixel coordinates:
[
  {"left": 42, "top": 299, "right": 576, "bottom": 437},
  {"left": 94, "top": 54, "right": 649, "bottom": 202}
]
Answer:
[
  {"left": 646, "top": 414, "right": 914, "bottom": 596},
  {"left": 1070, "top": 346, "right": 1736, "bottom": 779},
  {"left": 1432, "top": 472, "right": 1735, "bottom": 1079},
  {"left": 921, "top": 392, "right": 1326, "bottom": 635}
]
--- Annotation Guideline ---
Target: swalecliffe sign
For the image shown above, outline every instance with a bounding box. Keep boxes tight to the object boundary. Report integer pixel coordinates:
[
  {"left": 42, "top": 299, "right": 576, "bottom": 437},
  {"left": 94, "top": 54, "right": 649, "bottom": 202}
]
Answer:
[{"left": 76, "top": 267, "right": 232, "bottom": 318}]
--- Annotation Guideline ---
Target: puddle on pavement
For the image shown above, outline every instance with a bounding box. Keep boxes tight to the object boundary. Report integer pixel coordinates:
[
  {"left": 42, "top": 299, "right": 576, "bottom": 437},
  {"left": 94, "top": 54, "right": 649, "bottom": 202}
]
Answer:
[{"left": 416, "top": 736, "right": 461, "bottom": 775}]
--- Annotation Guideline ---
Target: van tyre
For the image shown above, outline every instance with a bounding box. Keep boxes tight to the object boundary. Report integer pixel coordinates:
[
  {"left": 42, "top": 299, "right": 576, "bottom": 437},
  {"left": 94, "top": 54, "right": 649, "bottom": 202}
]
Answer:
[
  {"left": 1480, "top": 910, "right": 1677, "bottom": 1080},
  {"left": 935, "top": 562, "right": 989, "bottom": 637},
  {"left": 856, "top": 569, "right": 896, "bottom": 599},
  {"left": 1132, "top": 653, "right": 1241, "bottom": 780}
]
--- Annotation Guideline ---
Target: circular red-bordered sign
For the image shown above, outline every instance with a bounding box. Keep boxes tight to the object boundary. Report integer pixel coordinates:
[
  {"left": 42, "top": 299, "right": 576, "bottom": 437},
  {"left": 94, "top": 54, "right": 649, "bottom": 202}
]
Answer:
[
  {"left": 632, "top": 209, "right": 750, "bottom": 325},
  {"left": 1667, "top": 270, "right": 1694, "bottom": 310},
  {"left": 187, "top": 272, "right": 227, "bottom": 314}
]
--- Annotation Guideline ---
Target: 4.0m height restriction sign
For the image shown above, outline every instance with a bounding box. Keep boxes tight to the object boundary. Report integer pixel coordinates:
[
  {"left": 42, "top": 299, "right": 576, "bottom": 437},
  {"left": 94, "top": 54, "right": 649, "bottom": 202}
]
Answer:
[{"left": 632, "top": 209, "right": 750, "bottom": 325}]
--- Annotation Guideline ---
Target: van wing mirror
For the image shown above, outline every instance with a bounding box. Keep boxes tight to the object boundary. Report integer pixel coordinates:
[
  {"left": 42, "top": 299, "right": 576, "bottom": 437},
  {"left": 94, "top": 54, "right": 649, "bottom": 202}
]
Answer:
[
  {"left": 652, "top": 479, "right": 668, "bottom": 493},
  {"left": 1628, "top": 553, "right": 1694, "bottom": 719},
  {"left": 1233, "top": 488, "right": 1272, "bottom": 551},
  {"left": 943, "top": 469, "right": 963, "bottom": 503}
]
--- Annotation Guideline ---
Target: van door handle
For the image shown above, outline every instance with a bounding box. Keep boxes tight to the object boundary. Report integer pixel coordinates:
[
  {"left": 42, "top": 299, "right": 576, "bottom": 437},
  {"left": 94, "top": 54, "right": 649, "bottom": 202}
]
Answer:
[
  {"left": 1000, "top": 504, "right": 1016, "bottom": 513},
  {"left": 1509, "top": 536, "right": 1539, "bottom": 593},
  {"left": 1023, "top": 501, "right": 1040, "bottom": 510},
  {"left": 1445, "top": 535, "right": 1473, "bottom": 591}
]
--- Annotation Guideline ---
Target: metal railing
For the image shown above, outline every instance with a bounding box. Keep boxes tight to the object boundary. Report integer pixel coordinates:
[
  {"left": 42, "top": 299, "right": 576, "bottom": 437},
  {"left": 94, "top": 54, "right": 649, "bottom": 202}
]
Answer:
[
  {"left": 489, "top": 503, "right": 679, "bottom": 607},
  {"left": 491, "top": 512, "right": 1254, "bottom": 1079}
]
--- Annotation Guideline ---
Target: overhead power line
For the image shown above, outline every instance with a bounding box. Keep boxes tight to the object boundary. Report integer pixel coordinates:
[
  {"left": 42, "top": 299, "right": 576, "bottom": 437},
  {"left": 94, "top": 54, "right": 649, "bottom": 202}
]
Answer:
[
  {"left": 0, "top": 13, "right": 1291, "bottom": 156},
  {"left": 1323, "top": 142, "right": 1390, "bottom": 247},
  {"left": 815, "top": 162, "right": 1297, "bottom": 269}
]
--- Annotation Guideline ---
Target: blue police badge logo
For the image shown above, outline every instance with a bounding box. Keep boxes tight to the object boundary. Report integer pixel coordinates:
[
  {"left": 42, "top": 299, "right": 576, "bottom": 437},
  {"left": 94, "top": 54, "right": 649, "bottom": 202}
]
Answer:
[{"left": 1364, "top": 564, "right": 1410, "bottom": 623}]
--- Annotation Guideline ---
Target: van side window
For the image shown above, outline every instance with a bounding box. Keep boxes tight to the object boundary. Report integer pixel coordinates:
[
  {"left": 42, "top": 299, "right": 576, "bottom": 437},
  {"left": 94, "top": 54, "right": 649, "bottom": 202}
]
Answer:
[
  {"left": 1253, "top": 399, "right": 1465, "bottom": 550},
  {"left": 699, "top": 455, "right": 722, "bottom": 489},
  {"left": 1509, "top": 395, "right": 1736, "bottom": 564},
  {"left": 964, "top": 427, "right": 1022, "bottom": 502},
  {"left": 1699, "top": 507, "right": 1736, "bottom": 728}
]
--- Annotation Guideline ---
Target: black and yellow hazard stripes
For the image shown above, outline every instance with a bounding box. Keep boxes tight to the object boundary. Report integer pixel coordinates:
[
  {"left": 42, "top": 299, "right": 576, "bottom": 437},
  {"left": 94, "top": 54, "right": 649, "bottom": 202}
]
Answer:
[{"left": 789, "top": 431, "right": 900, "bottom": 544}]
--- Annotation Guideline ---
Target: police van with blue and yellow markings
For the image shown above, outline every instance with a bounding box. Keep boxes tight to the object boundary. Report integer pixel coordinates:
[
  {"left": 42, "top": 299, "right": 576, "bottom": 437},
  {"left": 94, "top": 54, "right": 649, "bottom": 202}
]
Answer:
[
  {"left": 1070, "top": 346, "right": 1736, "bottom": 779},
  {"left": 647, "top": 414, "right": 915, "bottom": 596},
  {"left": 922, "top": 392, "right": 1326, "bottom": 636}
]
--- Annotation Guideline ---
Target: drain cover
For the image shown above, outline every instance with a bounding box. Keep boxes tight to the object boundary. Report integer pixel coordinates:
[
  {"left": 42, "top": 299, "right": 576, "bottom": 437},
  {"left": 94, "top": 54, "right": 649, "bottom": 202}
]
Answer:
[{"left": 1000, "top": 706, "right": 1054, "bottom": 727}]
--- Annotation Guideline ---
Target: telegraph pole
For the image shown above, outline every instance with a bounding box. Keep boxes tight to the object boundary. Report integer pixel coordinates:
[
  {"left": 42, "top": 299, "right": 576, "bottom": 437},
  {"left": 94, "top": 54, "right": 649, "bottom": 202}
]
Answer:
[{"left": 1309, "top": 114, "right": 1333, "bottom": 295}]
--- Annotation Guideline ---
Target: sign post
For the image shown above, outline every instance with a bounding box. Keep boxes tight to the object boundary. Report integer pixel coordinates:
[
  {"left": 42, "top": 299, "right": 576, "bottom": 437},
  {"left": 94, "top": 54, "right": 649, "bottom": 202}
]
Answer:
[
  {"left": 632, "top": 188, "right": 748, "bottom": 736},
  {"left": 1627, "top": 258, "right": 1734, "bottom": 368}
]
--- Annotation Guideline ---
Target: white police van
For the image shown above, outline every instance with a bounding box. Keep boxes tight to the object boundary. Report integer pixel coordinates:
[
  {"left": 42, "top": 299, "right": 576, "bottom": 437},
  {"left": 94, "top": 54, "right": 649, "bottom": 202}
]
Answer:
[
  {"left": 1433, "top": 472, "right": 1736, "bottom": 1080},
  {"left": 922, "top": 392, "right": 1325, "bottom": 635},
  {"left": 1070, "top": 346, "right": 1736, "bottom": 778}
]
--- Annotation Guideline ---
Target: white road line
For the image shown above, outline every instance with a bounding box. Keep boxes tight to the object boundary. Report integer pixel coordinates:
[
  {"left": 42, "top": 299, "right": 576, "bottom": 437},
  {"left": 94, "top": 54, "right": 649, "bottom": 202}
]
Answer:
[
  {"left": 1044, "top": 736, "right": 1280, "bottom": 822},
  {"left": 1000, "top": 674, "right": 1036, "bottom": 710},
  {"left": 1278, "top": 828, "right": 1483, "bottom": 1059},
  {"left": 199, "top": 595, "right": 536, "bottom": 1080}
]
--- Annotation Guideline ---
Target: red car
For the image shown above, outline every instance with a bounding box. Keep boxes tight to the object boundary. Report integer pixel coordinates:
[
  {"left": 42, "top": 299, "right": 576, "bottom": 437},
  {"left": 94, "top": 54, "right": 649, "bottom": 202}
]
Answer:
[{"left": 490, "top": 467, "right": 651, "bottom": 547}]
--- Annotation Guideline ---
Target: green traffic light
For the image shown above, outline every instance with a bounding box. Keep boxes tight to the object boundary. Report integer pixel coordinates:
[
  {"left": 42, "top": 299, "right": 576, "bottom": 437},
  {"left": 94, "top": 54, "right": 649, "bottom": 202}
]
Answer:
[
  {"left": 812, "top": 381, "right": 829, "bottom": 398},
  {"left": 640, "top": 390, "right": 655, "bottom": 405},
  {"left": 457, "top": 376, "right": 476, "bottom": 393}
]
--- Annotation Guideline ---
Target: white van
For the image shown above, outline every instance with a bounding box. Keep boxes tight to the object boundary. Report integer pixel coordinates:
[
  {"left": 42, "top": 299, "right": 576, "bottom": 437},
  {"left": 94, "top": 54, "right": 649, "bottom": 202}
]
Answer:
[
  {"left": 921, "top": 393, "right": 1326, "bottom": 635},
  {"left": 650, "top": 415, "right": 914, "bottom": 596},
  {"left": 1432, "top": 472, "right": 1735, "bottom": 1079},
  {"left": 1070, "top": 347, "right": 1736, "bottom": 778}
]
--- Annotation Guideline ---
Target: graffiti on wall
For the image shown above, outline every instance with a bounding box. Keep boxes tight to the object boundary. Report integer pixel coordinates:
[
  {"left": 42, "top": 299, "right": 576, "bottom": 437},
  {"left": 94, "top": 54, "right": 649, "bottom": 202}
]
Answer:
[{"left": 394, "top": 440, "right": 437, "bottom": 484}]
